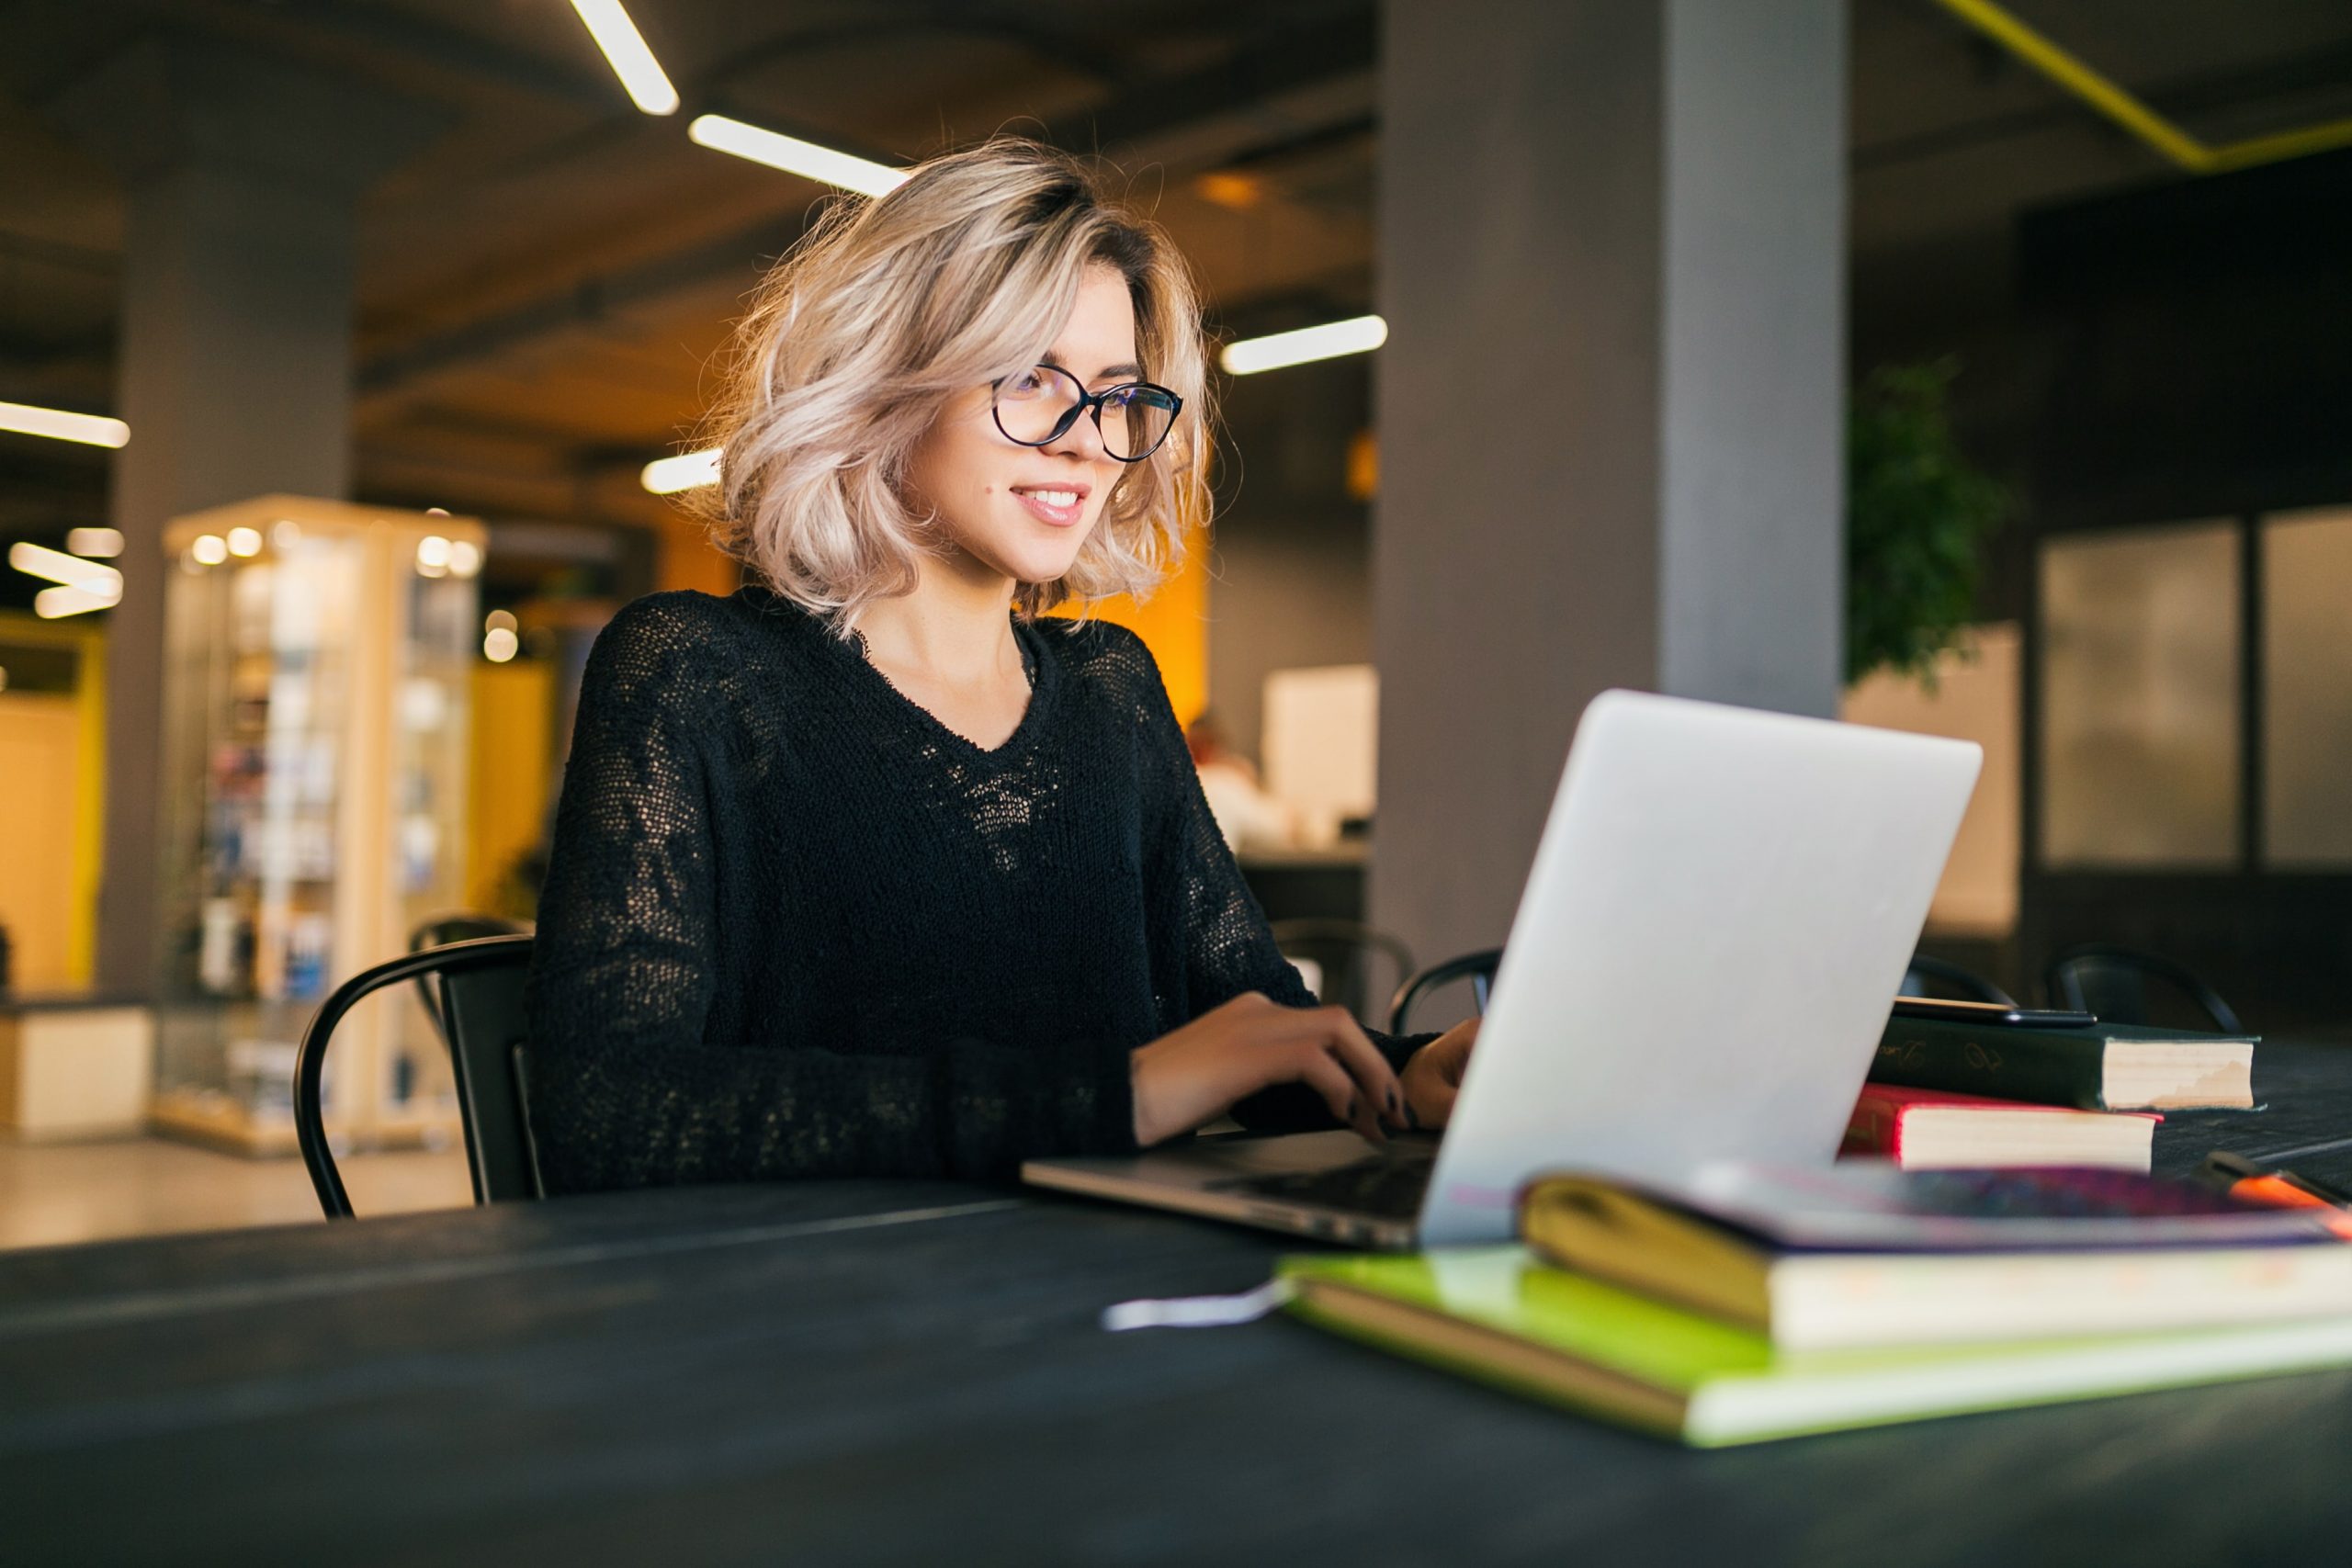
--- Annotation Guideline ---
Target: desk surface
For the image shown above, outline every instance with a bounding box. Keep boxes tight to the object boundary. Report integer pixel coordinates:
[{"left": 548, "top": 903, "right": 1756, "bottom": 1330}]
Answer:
[{"left": 6, "top": 1043, "right": 2352, "bottom": 1566}]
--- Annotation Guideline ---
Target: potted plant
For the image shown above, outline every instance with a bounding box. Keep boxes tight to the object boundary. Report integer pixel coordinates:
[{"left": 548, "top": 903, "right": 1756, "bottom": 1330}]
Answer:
[{"left": 1846, "top": 361, "right": 2009, "bottom": 688}]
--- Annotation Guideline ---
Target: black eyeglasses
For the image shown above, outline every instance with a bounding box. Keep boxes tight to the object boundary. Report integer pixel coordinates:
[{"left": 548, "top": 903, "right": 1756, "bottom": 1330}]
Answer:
[{"left": 992, "top": 364, "right": 1182, "bottom": 462}]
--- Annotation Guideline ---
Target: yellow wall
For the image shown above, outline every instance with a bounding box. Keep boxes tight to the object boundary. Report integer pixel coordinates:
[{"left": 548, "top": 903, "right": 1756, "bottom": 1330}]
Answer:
[
  {"left": 467, "top": 660, "right": 555, "bottom": 915},
  {"left": 654, "top": 513, "right": 742, "bottom": 598},
  {"left": 0, "top": 613, "right": 105, "bottom": 991},
  {"left": 1049, "top": 525, "right": 1210, "bottom": 727}
]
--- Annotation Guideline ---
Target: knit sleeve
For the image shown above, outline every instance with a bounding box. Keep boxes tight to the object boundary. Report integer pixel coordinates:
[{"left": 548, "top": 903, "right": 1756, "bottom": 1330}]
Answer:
[
  {"left": 522, "top": 596, "right": 1135, "bottom": 1194},
  {"left": 1113, "top": 628, "right": 1438, "bottom": 1130}
]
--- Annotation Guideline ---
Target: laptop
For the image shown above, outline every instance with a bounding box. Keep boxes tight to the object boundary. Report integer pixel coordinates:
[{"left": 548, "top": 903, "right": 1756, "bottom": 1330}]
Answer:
[{"left": 1023, "top": 689, "right": 1983, "bottom": 1249}]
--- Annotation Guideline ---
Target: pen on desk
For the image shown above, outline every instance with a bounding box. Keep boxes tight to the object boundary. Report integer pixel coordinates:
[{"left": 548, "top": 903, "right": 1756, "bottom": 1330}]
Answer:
[{"left": 2194, "top": 1150, "right": 2352, "bottom": 1210}]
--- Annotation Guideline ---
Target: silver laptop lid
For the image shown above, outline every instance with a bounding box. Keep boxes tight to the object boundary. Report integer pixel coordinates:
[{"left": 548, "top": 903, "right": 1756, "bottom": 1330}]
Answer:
[{"left": 1417, "top": 690, "right": 1982, "bottom": 1247}]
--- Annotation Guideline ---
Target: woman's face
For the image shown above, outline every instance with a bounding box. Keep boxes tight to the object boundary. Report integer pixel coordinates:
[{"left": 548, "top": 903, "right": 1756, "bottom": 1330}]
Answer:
[{"left": 906, "top": 265, "right": 1140, "bottom": 589}]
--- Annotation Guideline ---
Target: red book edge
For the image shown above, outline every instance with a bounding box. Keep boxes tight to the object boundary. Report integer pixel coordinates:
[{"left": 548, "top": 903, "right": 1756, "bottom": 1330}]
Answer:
[{"left": 1842, "top": 1081, "right": 2162, "bottom": 1160}]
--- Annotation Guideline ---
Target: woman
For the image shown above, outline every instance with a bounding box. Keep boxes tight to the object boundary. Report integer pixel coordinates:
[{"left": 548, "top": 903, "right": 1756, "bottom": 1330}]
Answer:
[{"left": 524, "top": 139, "right": 1476, "bottom": 1193}]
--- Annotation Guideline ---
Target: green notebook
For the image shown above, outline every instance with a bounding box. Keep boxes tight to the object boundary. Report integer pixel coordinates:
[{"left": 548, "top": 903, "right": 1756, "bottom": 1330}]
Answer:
[{"left": 1279, "top": 1247, "right": 2352, "bottom": 1447}]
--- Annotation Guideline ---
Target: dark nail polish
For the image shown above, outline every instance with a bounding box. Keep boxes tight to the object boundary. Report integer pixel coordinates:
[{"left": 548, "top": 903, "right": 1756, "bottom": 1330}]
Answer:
[{"left": 1405, "top": 1101, "right": 1421, "bottom": 1131}]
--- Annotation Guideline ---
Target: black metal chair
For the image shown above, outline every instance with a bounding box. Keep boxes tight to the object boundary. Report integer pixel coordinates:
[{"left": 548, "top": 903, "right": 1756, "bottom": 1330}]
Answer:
[
  {"left": 2043, "top": 943, "right": 2245, "bottom": 1033},
  {"left": 407, "top": 912, "right": 528, "bottom": 1047},
  {"left": 1388, "top": 948, "right": 1503, "bottom": 1034},
  {"left": 1270, "top": 919, "right": 1416, "bottom": 1030},
  {"left": 295, "top": 934, "right": 542, "bottom": 1219},
  {"left": 1897, "top": 953, "right": 2016, "bottom": 1006}
]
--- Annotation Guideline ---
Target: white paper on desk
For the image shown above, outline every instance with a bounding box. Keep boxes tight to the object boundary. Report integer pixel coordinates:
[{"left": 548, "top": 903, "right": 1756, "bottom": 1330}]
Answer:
[{"left": 1101, "top": 1279, "right": 1294, "bottom": 1331}]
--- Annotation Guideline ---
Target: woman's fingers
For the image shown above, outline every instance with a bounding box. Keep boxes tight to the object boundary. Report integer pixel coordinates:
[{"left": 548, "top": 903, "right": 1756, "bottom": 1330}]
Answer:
[
  {"left": 1272, "top": 1006, "right": 1397, "bottom": 1139},
  {"left": 1311, "top": 1006, "right": 1407, "bottom": 1130},
  {"left": 1288, "top": 1040, "right": 1385, "bottom": 1143}
]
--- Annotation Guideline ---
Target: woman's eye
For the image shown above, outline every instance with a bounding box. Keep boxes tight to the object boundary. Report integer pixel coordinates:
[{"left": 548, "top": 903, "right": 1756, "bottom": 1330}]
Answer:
[{"left": 1009, "top": 369, "right": 1047, "bottom": 396}]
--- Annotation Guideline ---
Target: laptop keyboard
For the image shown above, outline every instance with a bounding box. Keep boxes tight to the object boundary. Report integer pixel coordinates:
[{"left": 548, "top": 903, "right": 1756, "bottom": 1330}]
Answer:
[{"left": 1218, "top": 1145, "right": 1439, "bottom": 1220}]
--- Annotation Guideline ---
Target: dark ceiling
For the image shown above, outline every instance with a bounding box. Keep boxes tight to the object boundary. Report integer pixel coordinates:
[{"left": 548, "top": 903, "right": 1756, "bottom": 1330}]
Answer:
[{"left": 3, "top": 0, "right": 2351, "bottom": 555}]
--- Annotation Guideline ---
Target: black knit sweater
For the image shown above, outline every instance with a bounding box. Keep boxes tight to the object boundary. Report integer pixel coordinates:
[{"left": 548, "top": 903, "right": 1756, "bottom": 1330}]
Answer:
[{"left": 522, "top": 586, "right": 1432, "bottom": 1194}]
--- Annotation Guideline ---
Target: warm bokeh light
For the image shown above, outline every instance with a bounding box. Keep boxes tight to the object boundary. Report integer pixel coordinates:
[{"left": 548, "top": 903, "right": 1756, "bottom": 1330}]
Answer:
[
  {"left": 65, "top": 526, "right": 123, "bottom": 558},
  {"left": 191, "top": 535, "right": 228, "bottom": 566},
  {"left": 448, "top": 539, "right": 482, "bottom": 578},
  {"left": 226, "top": 526, "right": 262, "bottom": 557},
  {"left": 483, "top": 626, "right": 520, "bottom": 662}
]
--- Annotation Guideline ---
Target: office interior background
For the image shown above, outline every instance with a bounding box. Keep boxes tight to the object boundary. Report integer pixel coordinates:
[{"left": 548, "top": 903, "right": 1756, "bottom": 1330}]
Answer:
[{"left": 1, "top": 0, "right": 2350, "bottom": 1244}]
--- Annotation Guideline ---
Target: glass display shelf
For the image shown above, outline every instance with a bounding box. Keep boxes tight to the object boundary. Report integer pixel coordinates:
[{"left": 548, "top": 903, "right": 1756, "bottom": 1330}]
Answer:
[{"left": 152, "top": 496, "right": 485, "bottom": 1157}]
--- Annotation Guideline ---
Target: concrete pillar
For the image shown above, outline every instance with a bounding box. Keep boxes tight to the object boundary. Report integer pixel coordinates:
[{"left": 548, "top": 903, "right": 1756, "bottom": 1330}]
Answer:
[
  {"left": 1371, "top": 0, "right": 1847, "bottom": 964},
  {"left": 47, "top": 36, "right": 440, "bottom": 997}
]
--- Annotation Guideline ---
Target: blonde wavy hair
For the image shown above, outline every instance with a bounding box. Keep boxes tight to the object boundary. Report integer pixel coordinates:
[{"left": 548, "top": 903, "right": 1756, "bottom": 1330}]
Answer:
[{"left": 692, "top": 137, "right": 1213, "bottom": 628}]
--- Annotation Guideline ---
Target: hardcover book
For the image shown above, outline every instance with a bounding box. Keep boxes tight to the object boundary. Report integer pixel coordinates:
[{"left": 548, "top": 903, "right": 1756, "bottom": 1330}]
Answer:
[
  {"left": 1516, "top": 1165, "right": 2352, "bottom": 1352},
  {"left": 1842, "top": 1082, "right": 2157, "bottom": 1171},
  {"left": 1869, "top": 1017, "right": 2254, "bottom": 1111}
]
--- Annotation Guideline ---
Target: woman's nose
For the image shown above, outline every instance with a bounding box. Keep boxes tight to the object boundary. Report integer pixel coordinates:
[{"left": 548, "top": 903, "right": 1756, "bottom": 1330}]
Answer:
[{"left": 1043, "top": 401, "right": 1110, "bottom": 463}]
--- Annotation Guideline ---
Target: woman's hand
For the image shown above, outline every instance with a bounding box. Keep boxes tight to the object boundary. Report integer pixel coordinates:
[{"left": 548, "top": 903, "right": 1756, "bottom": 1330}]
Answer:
[
  {"left": 1131, "top": 992, "right": 1408, "bottom": 1147},
  {"left": 1401, "top": 1016, "right": 1480, "bottom": 1130}
]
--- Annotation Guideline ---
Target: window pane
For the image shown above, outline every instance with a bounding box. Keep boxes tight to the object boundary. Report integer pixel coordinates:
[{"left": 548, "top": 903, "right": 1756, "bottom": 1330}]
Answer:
[
  {"left": 2040, "top": 523, "right": 2239, "bottom": 867},
  {"left": 2264, "top": 506, "right": 2352, "bottom": 866}
]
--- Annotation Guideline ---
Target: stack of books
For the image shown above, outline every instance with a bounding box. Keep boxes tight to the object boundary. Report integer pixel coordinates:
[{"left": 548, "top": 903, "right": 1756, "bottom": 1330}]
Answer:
[
  {"left": 1839, "top": 1010, "right": 2258, "bottom": 1172},
  {"left": 1281, "top": 1163, "right": 2352, "bottom": 1447}
]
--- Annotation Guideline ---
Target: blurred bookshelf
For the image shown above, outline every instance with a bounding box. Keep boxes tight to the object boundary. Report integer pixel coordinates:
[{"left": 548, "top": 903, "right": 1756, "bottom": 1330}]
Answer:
[{"left": 150, "top": 497, "right": 483, "bottom": 1157}]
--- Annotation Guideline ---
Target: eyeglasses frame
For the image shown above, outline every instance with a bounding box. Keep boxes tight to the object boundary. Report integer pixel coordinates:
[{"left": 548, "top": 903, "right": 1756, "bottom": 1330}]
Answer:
[{"left": 990, "top": 364, "right": 1184, "bottom": 463}]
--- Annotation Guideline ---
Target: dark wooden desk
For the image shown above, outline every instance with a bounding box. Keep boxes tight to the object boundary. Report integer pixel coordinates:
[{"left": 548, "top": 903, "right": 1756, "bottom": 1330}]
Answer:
[{"left": 6, "top": 1044, "right": 2352, "bottom": 1566}]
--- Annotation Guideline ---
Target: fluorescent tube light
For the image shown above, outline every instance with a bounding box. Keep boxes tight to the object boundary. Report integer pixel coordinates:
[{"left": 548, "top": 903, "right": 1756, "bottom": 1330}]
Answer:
[
  {"left": 569, "top": 0, "right": 679, "bottom": 115},
  {"left": 35, "top": 583, "right": 118, "bottom": 618},
  {"left": 687, "top": 115, "right": 908, "bottom": 197},
  {"left": 1220, "top": 315, "right": 1389, "bottom": 376},
  {"left": 65, "top": 526, "right": 123, "bottom": 557},
  {"left": 642, "top": 446, "right": 722, "bottom": 494},
  {"left": 10, "top": 541, "right": 123, "bottom": 597},
  {"left": 0, "top": 400, "right": 130, "bottom": 448}
]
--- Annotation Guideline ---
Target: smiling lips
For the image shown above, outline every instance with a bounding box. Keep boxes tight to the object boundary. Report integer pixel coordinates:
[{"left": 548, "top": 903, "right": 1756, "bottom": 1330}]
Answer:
[{"left": 1011, "top": 483, "right": 1090, "bottom": 527}]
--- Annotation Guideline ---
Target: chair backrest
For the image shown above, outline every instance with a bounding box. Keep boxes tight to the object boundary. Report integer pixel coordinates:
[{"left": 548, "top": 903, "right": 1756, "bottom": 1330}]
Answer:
[
  {"left": 2043, "top": 943, "right": 2245, "bottom": 1034},
  {"left": 408, "top": 913, "right": 528, "bottom": 1045},
  {"left": 1898, "top": 953, "right": 2016, "bottom": 1006},
  {"left": 295, "top": 934, "right": 540, "bottom": 1219},
  {"left": 1269, "top": 919, "right": 1415, "bottom": 1029},
  {"left": 1388, "top": 948, "right": 1503, "bottom": 1034},
  {"left": 410, "top": 912, "right": 528, "bottom": 951}
]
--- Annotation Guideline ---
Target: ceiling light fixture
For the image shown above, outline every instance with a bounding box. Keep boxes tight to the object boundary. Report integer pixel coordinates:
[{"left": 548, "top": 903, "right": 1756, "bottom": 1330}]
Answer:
[
  {"left": 642, "top": 446, "right": 722, "bottom": 494},
  {"left": 35, "top": 584, "right": 117, "bottom": 618},
  {"left": 687, "top": 115, "right": 908, "bottom": 197},
  {"left": 568, "top": 0, "right": 679, "bottom": 116},
  {"left": 0, "top": 400, "right": 130, "bottom": 448},
  {"left": 1220, "top": 316, "right": 1389, "bottom": 376},
  {"left": 10, "top": 541, "right": 123, "bottom": 600}
]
